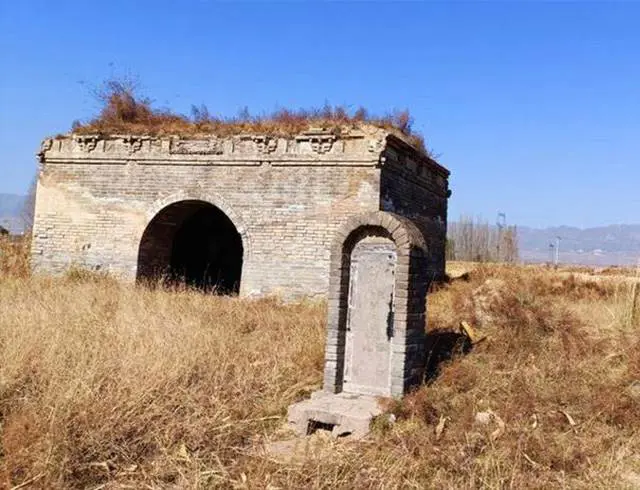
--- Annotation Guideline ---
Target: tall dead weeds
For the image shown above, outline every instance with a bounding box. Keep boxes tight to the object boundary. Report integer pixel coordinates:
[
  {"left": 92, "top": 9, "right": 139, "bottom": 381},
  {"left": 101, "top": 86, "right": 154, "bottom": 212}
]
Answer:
[
  {"left": 70, "top": 77, "right": 429, "bottom": 153},
  {"left": 1, "top": 264, "right": 638, "bottom": 488},
  {"left": 390, "top": 265, "right": 640, "bottom": 487},
  {"left": 0, "top": 235, "right": 30, "bottom": 278}
]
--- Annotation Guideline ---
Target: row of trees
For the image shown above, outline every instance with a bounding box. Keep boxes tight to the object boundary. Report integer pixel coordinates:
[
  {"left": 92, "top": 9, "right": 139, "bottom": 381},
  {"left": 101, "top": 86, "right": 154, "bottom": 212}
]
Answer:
[{"left": 446, "top": 215, "right": 519, "bottom": 263}]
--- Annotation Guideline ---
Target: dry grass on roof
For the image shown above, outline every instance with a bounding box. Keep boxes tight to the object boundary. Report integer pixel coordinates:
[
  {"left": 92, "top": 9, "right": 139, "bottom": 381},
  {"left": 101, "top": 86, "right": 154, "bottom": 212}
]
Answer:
[{"left": 70, "top": 79, "right": 429, "bottom": 154}]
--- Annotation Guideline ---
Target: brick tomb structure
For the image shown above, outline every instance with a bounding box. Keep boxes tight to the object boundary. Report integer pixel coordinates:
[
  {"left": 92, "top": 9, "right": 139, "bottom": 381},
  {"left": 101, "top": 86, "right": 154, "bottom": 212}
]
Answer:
[
  {"left": 32, "top": 125, "right": 450, "bottom": 299},
  {"left": 34, "top": 123, "right": 451, "bottom": 437}
]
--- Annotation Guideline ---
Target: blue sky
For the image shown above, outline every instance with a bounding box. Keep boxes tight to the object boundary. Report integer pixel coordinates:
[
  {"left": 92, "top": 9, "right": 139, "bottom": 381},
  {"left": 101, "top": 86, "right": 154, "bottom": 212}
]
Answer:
[{"left": 1, "top": 1, "right": 638, "bottom": 228}]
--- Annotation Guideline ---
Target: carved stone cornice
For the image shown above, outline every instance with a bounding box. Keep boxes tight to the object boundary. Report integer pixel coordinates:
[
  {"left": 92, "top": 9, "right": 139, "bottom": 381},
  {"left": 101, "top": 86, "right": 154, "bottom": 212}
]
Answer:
[
  {"left": 122, "top": 135, "right": 146, "bottom": 154},
  {"left": 74, "top": 134, "right": 100, "bottom": 152},
  {"left": 295, "top": 129, "right": 336, "bottom": 155},
  {"left": 37, "top": 127, "right": 419, "bottom": 169},
  {"left": 170, "top": 138, "right": 223, "bottom": 155},
  {"left": 253, "top": 135, "right": 277, "bottom": 154}
]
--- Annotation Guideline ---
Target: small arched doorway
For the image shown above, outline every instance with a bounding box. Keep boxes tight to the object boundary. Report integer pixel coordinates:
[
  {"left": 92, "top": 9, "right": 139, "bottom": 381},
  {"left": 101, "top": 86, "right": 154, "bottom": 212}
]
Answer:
[{"left": 137, "top": 200, "right": 243, "bottom": 293}]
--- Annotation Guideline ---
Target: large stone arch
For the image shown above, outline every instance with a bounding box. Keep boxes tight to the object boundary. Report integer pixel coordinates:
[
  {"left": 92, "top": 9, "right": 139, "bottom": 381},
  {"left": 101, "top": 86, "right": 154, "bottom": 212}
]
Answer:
[
  {"left": 137, "top": 191, "right": 250, "bottom": 293},
  {"left": 324, "top": 211, "right": 430, "bottom": 397},
  {"left": 144, "top": 190, "right": 252, "bottom": 259}
]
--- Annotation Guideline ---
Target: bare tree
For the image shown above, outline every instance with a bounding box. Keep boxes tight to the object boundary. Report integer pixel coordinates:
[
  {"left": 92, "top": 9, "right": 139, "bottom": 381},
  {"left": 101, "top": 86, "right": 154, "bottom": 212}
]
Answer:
[
  {"left": 21, "top": 175, "right": 37, "bottom": 234},
  {"left": 500, "top": 226, "right": 519, "bottom": 263}
]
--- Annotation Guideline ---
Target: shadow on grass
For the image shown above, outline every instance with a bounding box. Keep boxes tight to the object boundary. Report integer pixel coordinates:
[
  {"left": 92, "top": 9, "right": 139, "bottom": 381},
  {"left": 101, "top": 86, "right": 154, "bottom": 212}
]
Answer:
[{"left": 424, "top": 330, "right": 472, "bottom": 382}]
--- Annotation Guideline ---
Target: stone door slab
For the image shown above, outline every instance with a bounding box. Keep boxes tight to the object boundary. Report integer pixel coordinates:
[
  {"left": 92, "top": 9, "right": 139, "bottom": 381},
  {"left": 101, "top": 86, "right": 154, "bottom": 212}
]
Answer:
[{"left": 343, "top": 238, "right": 396, "bottom": 396}]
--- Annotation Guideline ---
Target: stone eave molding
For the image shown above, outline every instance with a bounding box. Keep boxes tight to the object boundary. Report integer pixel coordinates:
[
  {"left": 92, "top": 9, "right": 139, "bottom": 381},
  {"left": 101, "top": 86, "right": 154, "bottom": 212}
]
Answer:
[
  {"left": 37, "top": 129, "right": 450, "bottom": 180},
  {"left": 37, "top": 128, "right": 391, "bottom": 166}
]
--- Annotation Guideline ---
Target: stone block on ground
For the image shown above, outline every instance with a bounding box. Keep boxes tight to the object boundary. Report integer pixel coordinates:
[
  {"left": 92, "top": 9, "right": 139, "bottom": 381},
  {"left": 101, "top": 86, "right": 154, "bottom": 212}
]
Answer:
[{"left": 287, "top": 391, "right": 383, "bottom": 439}]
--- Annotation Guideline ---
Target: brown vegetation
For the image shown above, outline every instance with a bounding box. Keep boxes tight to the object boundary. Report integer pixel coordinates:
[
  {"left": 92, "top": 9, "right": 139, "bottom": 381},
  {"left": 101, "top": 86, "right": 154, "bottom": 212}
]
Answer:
[
  {"left": 69, "top": 79, "right": 429, "bottom": 154},
  {"left": 1, "top": 241, "right": 639, "bottom": 488},
  {"left": 0, "top": 235, "right": 30, "bottom": 278}
]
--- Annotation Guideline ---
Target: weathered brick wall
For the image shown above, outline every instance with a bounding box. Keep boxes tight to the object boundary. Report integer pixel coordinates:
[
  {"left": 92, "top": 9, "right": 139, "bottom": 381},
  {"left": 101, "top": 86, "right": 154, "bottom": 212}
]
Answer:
[
  {"left": 32, "top": 129, "right": 449, "bottom": 298},
  {"left": 380, "top": 141, "right": 449, "bottom": 280}
]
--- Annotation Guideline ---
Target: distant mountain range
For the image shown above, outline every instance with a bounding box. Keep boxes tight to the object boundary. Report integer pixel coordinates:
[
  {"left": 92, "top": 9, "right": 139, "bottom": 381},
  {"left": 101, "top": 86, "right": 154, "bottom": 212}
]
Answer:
[
  {"left": 0, "top": 193, "right": 24, "bottom": 216},
  {"left": 1, "top": 192, "right": 638, "bottom": 266},
  {"left": 0, "top": 193, "right": 26, "bottom": 234},
  {"left": 517, "top": 225, "right": 640, "bottom": 267}
]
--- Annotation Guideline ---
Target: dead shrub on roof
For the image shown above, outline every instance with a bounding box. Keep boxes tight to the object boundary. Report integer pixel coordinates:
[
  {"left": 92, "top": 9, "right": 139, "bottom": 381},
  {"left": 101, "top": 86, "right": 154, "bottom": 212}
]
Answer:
[
  {"left": 95, "top": 78, "right": 152, "bottom": 125},
  {"left": 71, "top": 77, "right": 429, "bottom": 153},
  {"left": 76, "top": 77, "right": 185, "bottom": 136}
]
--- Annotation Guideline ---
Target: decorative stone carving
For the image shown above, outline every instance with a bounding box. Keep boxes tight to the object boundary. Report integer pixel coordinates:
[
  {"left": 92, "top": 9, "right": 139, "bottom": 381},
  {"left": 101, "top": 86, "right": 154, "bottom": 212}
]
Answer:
[
  {"left": 170, "top": 138, "right": 223, "bottom": 155},
  {"left": 75, "top": 135, "right": 99, "bottom": 152},
  {"left": 40, "top": 138, "right": 53, "bottom": 153},
  {"left": 253, "top": 136, "right": 277, "bottom": 154},
  {"left": 122, "top": 136, "right": 144, "bottom": 154},
  {"left": 309, "top": 134, "right": 335, "bottom": 154},
  {"left": 37, "top": 138, "right": 54, "bottom": 162},
  {"left": 296, "top": 130, "right": 336, "bottom": 154},
  {"left": 149, "top": 139, "right": 164, "bottom": 153},
  {"left": 368, "top": 138, "right": 385, "bottom": 153}
]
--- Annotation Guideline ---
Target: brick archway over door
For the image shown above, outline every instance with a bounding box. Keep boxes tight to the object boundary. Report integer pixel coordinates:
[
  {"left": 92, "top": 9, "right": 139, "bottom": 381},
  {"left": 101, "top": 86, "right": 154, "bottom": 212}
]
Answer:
[
  {"left": 323, "top": 211, "right": 431, "bottom": 397},
  {"left": 137, "top": 200, "right": 244, "bottom": 294}
]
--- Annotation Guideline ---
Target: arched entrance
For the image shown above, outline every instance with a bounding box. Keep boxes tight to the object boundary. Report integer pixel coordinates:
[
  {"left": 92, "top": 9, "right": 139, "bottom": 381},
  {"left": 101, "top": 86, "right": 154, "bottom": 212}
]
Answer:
[
  {"left": 322, "top": 211, "right": 429, "bottom": 397},
  {"left": 137, "top": 200, "right": 243, "bottom": 293}
]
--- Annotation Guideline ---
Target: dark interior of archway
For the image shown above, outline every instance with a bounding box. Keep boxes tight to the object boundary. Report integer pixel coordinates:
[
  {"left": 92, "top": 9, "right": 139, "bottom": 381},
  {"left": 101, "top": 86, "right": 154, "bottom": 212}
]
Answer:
[
  {"left": 169, "top": 205, "right": 243, "bottom": 293},
  {"left": 138, "top": 201, "right": 243, "bottom": 294}
]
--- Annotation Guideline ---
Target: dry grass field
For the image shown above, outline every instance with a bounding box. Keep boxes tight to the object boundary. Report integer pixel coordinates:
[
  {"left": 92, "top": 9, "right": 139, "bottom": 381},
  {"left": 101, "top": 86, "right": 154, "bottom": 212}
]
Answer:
[{"left": 1, "top": 238, "right": 639, "bottom": 489}]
